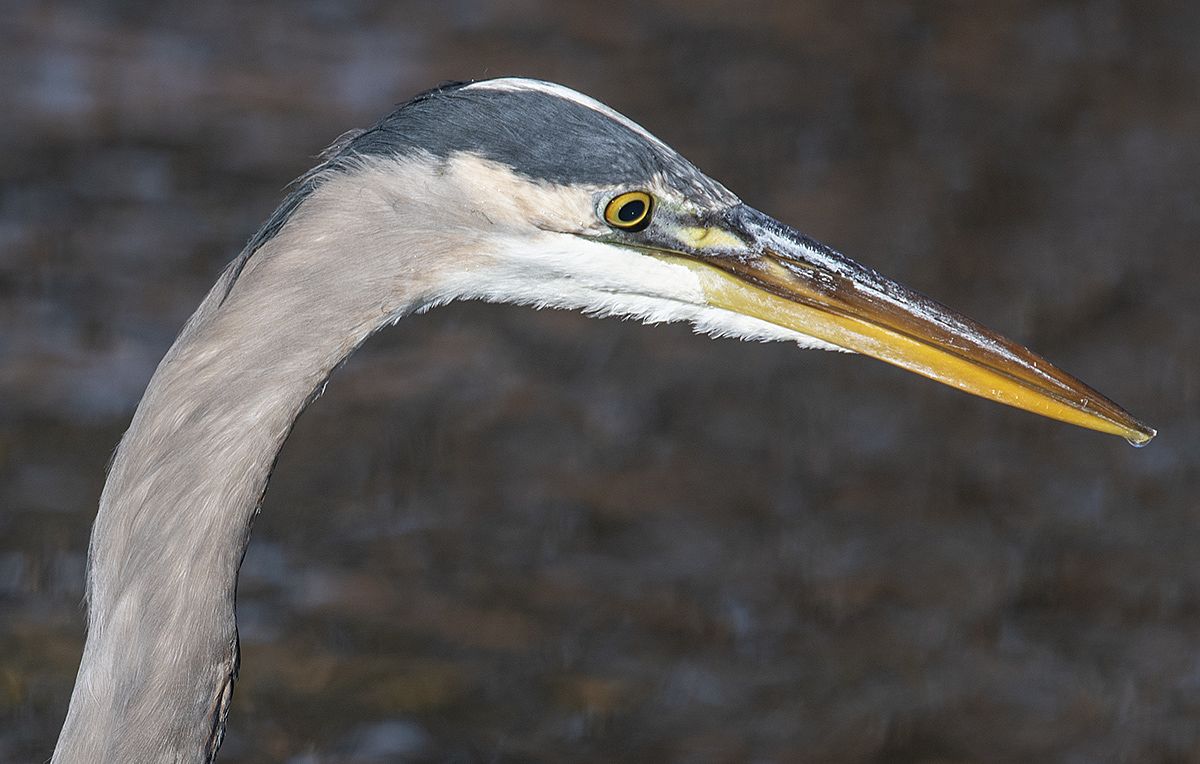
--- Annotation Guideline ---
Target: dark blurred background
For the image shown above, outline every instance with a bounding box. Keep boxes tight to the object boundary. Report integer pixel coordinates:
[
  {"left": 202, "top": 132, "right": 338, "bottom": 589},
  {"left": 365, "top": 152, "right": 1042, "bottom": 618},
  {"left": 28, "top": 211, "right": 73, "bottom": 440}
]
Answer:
[{"left": 2, "top": 1, "right": 1198, "bottom": 761}]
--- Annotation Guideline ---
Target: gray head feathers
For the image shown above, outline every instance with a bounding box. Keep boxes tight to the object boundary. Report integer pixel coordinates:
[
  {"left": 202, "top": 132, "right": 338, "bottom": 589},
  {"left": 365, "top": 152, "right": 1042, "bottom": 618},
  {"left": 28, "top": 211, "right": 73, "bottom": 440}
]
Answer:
[
  {"left": 224, "top": 78, "right": 735, "bottom": 301},
  {"left": 350, "top": 79, "right": 699, "bottom": 187}
]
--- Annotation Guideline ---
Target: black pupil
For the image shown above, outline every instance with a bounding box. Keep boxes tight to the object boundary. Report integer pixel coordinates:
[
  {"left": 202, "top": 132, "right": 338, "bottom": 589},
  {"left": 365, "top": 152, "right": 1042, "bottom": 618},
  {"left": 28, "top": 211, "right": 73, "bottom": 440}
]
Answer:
[{"left": 617, "top": 199, "right": 645, "bottom": 223}]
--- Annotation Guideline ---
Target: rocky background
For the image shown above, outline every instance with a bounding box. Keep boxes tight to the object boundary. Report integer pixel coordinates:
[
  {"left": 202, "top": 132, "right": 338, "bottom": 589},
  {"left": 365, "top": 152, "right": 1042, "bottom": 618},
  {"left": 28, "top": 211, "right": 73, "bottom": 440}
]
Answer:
[{"left": 2, "top": 1, "right": 1198, "bottom": 761}]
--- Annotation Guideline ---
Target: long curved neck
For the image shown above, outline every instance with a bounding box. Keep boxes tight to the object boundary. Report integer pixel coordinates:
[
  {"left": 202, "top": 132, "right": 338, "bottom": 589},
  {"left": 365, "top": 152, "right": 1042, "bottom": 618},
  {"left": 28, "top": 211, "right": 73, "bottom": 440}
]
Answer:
[{"left": 53, "top": 165, "right": 475, "bottom": 763}]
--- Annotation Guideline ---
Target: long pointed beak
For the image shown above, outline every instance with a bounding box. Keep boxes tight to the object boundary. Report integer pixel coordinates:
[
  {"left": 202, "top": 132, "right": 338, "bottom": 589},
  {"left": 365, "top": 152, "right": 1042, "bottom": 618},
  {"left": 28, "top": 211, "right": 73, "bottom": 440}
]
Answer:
[{"left": 655, "top": 205, "right": 1155, "bottom": 445}]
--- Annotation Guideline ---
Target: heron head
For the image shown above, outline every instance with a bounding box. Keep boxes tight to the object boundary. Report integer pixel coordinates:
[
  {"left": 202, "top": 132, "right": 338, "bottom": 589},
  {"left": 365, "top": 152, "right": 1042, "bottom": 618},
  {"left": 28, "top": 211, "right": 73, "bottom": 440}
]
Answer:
[{"left": 279, "top": 77, "right": 1153, "bottom": 445}]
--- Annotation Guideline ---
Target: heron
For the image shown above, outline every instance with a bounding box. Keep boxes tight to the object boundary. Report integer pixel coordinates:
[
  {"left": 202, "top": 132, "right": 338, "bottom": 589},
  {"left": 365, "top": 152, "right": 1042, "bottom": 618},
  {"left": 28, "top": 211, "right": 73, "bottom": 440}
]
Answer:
[{"left": 52, "top": 77, "right": 1154, "bottom": 762}]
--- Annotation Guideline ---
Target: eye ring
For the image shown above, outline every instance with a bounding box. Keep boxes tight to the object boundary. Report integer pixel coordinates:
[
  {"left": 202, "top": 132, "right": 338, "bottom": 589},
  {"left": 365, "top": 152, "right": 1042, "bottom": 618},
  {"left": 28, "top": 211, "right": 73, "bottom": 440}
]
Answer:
[{"left": 603, "top": 191, "right": 654, "bottom": 232}]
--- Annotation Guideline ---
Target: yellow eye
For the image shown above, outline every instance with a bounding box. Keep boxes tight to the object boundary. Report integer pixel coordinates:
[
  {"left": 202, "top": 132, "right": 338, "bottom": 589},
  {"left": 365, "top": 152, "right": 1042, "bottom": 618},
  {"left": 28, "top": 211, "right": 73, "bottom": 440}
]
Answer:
[{"left": 603, "top": 191, "right": 654, "bottom": 231}]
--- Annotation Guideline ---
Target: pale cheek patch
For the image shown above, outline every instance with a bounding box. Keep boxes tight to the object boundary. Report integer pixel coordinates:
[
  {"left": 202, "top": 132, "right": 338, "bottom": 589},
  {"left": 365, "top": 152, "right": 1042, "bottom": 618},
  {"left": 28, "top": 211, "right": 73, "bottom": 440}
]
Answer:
[
  {"left": 455, "top": 231, "right": 844, "bottom": 353},
  {"left": 443, "top": 153, "right": 601, "bottom": 234}
]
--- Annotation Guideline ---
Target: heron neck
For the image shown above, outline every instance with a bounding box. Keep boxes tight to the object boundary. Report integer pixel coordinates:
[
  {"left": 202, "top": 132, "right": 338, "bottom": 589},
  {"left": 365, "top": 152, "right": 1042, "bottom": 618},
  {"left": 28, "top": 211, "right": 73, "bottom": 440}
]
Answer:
[{"left": 53, "top": 172, "right": 464, "bottom": 762}]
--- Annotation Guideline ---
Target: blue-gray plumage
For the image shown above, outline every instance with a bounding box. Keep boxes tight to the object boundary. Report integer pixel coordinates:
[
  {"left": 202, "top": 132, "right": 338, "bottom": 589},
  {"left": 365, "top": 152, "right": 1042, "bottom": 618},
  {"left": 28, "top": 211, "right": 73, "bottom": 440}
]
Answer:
[
  {"left": 232, "top": 80, "right": 734, "bottom": 301},
  {"left": 52, "top": 77, "right": 1151, "bottom": 764},
  {"left": 351, "top": 81, "right": 727, "bottom": 188}
]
